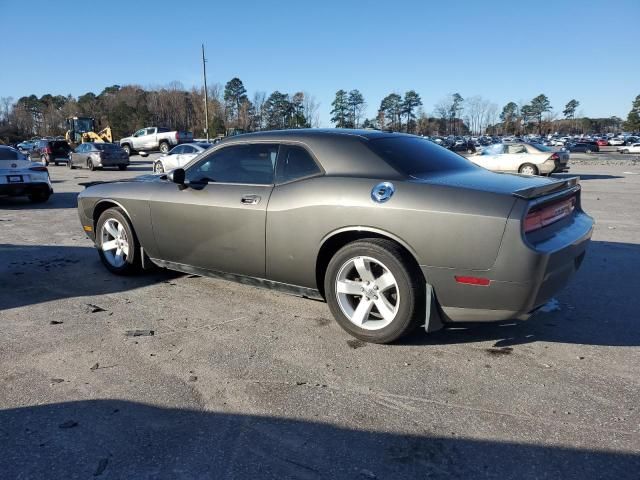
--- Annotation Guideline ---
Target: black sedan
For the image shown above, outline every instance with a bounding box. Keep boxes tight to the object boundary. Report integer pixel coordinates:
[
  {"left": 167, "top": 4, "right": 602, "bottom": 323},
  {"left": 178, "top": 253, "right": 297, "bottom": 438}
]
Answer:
[{"left": 566, "top": 142, "right": 599, "bottom": 153}]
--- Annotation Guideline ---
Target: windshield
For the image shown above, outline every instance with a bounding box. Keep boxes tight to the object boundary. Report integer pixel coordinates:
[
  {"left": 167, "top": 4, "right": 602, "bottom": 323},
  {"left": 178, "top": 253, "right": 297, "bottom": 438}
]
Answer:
[
  {"left": 195, "top": 142, "right": 212, "bottom": 149},
  {"left": 74, "top": 118, "right": 94, "bottom": 133},
  {"left": 94, "top": 143, "right": 122, "bottom": 151},
  {"left": 529, "top": 143, "right": 552, "bottom": 152},
  {"left": 367, "top": 136, "right": 478, "bottom": 177}
]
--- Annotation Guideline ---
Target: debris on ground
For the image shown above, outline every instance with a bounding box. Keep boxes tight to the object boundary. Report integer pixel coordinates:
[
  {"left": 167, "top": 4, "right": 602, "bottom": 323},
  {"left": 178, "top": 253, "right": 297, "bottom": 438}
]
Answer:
[
  {"left": 49, "top": 320, "right": 64, "bottom": 325},
  {"left": 360, "top": 469, "right": 377, "bottom": 479},
  {"left": 50, "top": 378, "right": 64, "bottom": 384},
  {"left": 58, "top": 420, "right": 78, "bottom": 429},
  {"left": 486, "top": 347, "right": 513, "bottom": 356},
  {"left": 188, "top": 375, "right": 198, "bottom": 382},
  {"left": 86, "top": 304, "right": 107, "bottom": 313},
  {"left": 93, "top": 458, "right": 109, "bottom": 476},
  {"left": 90, "top": 363, "right": 100, "bottom": 371},
  {"left": 125, "top": 330, "right": 155, "bottom": 337},
  {"left": 346, "top": 339, "right": 366, "bottom": 349}
]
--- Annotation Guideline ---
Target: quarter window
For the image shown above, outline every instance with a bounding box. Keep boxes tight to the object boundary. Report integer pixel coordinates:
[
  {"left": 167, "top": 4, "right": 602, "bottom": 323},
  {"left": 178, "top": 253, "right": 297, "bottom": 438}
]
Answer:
[
  {"left": 186, "top": 143, "right": 278, "bottom": 184},
  {"left": 276, "top": 145, "right": 321, "bottom": 183}
]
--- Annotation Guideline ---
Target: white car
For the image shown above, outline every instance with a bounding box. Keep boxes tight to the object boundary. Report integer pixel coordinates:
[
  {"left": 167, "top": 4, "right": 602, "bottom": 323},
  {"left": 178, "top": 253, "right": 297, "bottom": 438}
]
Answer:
[
  {"left": 0, "top": 146, "right": 52, "bottom": 202},
  {"left": 609, "top": 138, "right": 625, "bottom": 146},
  {"left": 153, "top": 142, "right": 212, "bottom": 173},
  {"left": 469, "top": 142, "right": 569, "bottom": 176},
  {"left": 617, "top": 143, "right": 640, "bottom": 154}
]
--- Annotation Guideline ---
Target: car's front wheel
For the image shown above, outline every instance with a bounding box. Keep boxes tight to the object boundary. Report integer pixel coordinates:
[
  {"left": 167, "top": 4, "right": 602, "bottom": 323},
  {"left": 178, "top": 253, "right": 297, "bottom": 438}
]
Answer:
[
  {"left": 159, "top": 142, "right": 170, "bottom": 154},
  {"left": 118, "top": 165, "right": 127, "bottom": 171},
  {"left": 325, "top": 239, "right": 424, "bottom": 344},
  {"left": 153, "top": 161, "right": 165, "bottom": 173},
  {"left": 122, "top": 144, "right": 131, "bottom": 155},
  {"left": 96, "top": 208, "right": 141, "bottom": 275}
]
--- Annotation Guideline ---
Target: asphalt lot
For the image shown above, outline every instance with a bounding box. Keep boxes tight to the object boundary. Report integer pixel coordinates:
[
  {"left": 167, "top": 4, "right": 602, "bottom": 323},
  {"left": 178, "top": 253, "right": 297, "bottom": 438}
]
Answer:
[{"left": 1, "top": 150, "right": 639, "bottom": 479}]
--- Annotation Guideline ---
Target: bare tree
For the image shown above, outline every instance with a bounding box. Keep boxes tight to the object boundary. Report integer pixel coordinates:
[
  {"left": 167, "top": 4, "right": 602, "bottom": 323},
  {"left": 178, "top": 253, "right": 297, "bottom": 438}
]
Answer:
[{"left": 302, "top": 92, "right": 320, "bottom": 128}]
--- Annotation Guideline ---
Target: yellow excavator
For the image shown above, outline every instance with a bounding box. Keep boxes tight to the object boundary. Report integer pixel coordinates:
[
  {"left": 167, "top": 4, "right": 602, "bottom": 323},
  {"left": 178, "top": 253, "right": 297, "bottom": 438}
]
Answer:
[{"left": 65, "top": 116, "right": 113, "bottom": 146}]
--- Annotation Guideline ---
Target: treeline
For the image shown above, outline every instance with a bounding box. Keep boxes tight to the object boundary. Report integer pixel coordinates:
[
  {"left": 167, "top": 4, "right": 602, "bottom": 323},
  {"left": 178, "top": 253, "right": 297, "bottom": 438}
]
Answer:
[
  {"left": 0, "top": 78, "right": 320, "bottom": 144},
  {"left": 1, "top": 79, "right": 638, "bottom": 145}
]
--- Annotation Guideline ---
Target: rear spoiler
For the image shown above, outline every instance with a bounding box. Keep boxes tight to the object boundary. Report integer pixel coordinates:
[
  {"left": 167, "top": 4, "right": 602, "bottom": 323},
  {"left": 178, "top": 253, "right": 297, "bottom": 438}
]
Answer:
[
  {"left": 78, "top": 181, "right": 110, "bottom": 189},
  {"left": 512, "top": 176, "right": 580, "bottom": 200}
]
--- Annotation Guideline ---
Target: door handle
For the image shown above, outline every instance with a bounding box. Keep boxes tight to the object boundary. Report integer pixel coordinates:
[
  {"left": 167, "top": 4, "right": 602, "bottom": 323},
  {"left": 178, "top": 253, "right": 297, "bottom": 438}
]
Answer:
[{"left": 240, "top": 194, "right": 261, "bottom": 205}]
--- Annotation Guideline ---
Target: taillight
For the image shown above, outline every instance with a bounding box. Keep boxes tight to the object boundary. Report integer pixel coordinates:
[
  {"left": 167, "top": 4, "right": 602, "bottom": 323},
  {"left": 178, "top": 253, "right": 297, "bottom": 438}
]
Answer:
[
  {"left": 29, "top": 166, "right": 48, "bottom": 172},
  {"left": 524, "top": 196, "right": 576, "bottom": 233},
  {"left": 175, "top": 132, "right": 179, "bottom": 141},
  {"left": 45, "top": 146, "right": 52, "bottom": 154},
  {"left": 550, "top": 153, "right": 559, "bottom": 160}
]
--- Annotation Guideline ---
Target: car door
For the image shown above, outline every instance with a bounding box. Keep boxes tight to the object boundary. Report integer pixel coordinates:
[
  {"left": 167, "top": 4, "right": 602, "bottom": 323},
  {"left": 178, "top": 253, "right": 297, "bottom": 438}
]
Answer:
[
  {"left": 143, "top": 128, "right": 156, "bottom": 149},
  {"left": 148, "top": 142, "right": 279, "bottom": 278},
  {"left": 502, "top": 143, "right": 528, "bottom": 172},
  {"left": 471, "top": 144, "right": 504, "bottom": 171},
  {"left": 131, "top": 129, "right": 145, "bottom": 150},
  {"left": 178, "top": 145, "right": 197, "bottom": 167},
  {"left": 164, "top": 145, "right": 184, "bottom": 170}
]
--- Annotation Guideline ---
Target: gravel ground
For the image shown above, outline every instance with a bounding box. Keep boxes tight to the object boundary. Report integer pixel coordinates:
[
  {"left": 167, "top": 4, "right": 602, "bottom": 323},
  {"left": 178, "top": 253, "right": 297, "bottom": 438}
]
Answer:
[{"left": 0, "top": 152, "right": 639, "bottom": 479}]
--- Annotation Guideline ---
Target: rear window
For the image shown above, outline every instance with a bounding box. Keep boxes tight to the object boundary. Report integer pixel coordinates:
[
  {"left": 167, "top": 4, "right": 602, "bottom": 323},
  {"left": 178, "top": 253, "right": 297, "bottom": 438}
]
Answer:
[
  {"left": 51, "top": 141, "right": 71, "bottom": 151},
  {"left": 0, "top": 148, "right": 20, "bottom": 160},
  {"left": 157, "top": 127, "right": 170, "bottom": 133},
  {"left": 94, "top": 143, "right": 122, "bottom": 151},
  {"left": 367, "top": 136, "right": 478, "bottom": 176}
]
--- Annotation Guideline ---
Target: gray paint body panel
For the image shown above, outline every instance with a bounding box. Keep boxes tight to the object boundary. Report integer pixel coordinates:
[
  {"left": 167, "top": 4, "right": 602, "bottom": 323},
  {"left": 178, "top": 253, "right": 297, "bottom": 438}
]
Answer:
[{"left": 77, "top": 129, "right": 593, "bottom": 324}]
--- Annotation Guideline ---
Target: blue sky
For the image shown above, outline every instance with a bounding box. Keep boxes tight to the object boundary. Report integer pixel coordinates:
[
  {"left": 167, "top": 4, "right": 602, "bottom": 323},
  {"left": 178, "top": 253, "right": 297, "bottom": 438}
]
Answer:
[{"left": 1, "top": 0, "right": 638, "bottom": 126}]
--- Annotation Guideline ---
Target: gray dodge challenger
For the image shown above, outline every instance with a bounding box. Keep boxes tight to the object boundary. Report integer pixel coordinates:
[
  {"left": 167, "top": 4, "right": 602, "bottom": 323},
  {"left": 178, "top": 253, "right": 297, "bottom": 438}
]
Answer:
[{"left": 77, "top": 129, "right": 593, "bottom": 343}]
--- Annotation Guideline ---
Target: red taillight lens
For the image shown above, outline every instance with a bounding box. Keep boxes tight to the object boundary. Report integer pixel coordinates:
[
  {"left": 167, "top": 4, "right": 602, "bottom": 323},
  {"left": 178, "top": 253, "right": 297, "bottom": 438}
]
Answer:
[
  {"left": 550, "top": 153, "right": 559, "bottom": 160},
  {"left": 175, "top": 132, "right": 179, "bottom": 141},
  {"left": 29, "top": 166, "right": 48, "bottom": 172},
  {"left": 455, "top": 276, "right": 491, "bottom": 286},
  {"left": 45, "top": 146, "right": 52, "bottom": 154},
  {"left": 524, "top": 196, "right": 576, "bottom": 233}
]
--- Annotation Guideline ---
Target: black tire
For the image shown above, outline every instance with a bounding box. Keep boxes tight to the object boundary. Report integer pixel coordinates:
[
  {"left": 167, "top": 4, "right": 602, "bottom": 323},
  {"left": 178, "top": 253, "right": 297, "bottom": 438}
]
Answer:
[
  {"left": 585, "top": 148, "right": 592, "bottom": 154},
  {"left": 68, "top": 159, "right": 75, "bottom": 169},
  {"left": 153, "top": 162, "right": 165, "bottom": 174},
  {"left": 623, "top": 149, "right": 629, "bottom": 154},
  {"left": 324, "top": 239, "right": 425, "bottom": 344},
  {"left": 518, "top": 163, "right": 538, "bottom": 175},
  {"left": 122, "top": 144, "right": 131, "bottom": 156},
  {"left": 54, "top": 161, "right": 59, "bottom": 166},
  {"left": 88, "top": 160, "right": 96, "bottom": 171},
  {"left": 28, "top": 191, "right": 50, "bottom": 203},
  {"left": 118, "top": 165, "right": 127, "bottom": 171},
  {"left": 95, "top": 207, "right": 141, "bottom": 275},
  {"left": 159, "top": 142, "right": 170, "bottom": 154}
]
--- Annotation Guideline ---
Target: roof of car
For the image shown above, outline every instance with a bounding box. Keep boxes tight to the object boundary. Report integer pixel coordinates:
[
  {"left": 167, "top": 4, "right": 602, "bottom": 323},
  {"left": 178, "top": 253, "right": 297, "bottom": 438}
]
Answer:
[{"left": 221, "top": 128, "right": 401, "bottom": 143}]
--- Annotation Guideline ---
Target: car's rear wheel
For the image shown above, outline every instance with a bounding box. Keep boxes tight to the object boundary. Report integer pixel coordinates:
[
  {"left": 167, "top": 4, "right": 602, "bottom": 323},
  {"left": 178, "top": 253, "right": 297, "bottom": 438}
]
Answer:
[
  {"left": 68, "top": 158, "right": 75, "bottom": 169},
  {"left": 122, "top": 144, "right": 131, "bottom": 155},
  {"left": 585, "top": 148, "right": 592, "bottom": 154},
  {"left": 159, "top": 142, "right": 170, "bottom": 154},
  {"left": 96, "top": 208, "right": 140, "bottom": 275},
  {"left": 518, "top": 163, "right": 538, "bottom": 175},
  {"left": 324, "top": 239, "right": 424, "bottom": 344},
  {"left": 118, "top": 165, "right": 127, "bottom": 170},
  {"left": 623, "top": 149, "right": 629, "bottom": 154},
  {"left": 88, "top": 160, "right": 96, "bottom": 171},
  {"left": 153, "top": 161, "right": 165, "bottom": 173}
]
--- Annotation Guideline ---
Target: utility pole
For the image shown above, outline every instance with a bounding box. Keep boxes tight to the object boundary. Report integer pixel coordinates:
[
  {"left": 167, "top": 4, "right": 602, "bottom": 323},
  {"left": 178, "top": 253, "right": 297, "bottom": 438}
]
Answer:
[{"left": 202, "top": 43, "right": 210, "bottom": 142}]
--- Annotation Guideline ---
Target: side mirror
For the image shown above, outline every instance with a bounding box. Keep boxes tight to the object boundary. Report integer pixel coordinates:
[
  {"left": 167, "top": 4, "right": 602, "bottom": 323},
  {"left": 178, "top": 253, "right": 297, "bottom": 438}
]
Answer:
[{"left": 168, "top": 168, "right": 186, "bottom": 185}]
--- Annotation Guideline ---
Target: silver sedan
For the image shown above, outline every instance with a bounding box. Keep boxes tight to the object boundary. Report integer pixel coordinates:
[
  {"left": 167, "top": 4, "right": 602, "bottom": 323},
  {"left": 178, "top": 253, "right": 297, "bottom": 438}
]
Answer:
[{"left": 153, "top": 142, "right": 212, "bottom": 173}]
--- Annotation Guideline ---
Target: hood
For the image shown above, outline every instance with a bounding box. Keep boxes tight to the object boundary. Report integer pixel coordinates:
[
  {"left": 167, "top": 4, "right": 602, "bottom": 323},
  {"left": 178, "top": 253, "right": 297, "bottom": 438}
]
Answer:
[{"left": 80, "top": 173, "right": 163, "bottom": 189}]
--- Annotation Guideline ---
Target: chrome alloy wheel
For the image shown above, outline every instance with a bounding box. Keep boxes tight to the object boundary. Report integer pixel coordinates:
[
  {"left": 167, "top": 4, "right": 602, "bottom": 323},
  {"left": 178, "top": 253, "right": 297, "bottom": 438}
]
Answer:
[
  {"left": 335, "top": 256, "right": 400, "bottom": 330},
  {"left": 154, "top": 162, "right": 165, "bottom": 173},
  {"left": 520, "top": 165, "right": 536, "bottom": 175},
  {"left": 100, "top": 218, "right": 130, "bottom": 268}
]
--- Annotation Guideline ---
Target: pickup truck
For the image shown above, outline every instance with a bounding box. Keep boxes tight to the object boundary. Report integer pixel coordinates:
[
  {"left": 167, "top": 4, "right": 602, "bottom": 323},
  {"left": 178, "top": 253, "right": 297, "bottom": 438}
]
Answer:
[{"left": 119, "top": 127, "right": 193, "bottom": 155}]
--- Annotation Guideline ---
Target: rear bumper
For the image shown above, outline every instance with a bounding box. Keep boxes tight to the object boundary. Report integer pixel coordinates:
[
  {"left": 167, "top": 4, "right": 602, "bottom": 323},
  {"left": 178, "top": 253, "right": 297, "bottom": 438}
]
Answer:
[
  {"left": 95, "top": 159, "right": 129, "bottom": 167},
  {"left": 0, "top": 182, "right": 52, "bottom": 197},
  {"left": 424, "top": 211, "right": 593, "bottom": 323}
]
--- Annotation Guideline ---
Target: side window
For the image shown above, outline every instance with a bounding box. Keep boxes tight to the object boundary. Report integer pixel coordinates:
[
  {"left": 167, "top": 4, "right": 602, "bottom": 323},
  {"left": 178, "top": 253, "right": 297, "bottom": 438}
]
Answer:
[
  {"left": 186, "top": 143, "right": 278, "bottom": 184},
  {"left": 146, "top": 128, "right": 155, "bottom": 135},
  {"left": 133, "top": 129, "right": 144, "bottom": 137},
  {"left": 508, "top": 144, "right": 526, "bottom": 154},
  {"left": 182, "top": 145, "right": 195, "bottom": 154},
  {"left": 170, "top": 145, "right": 185, "bottom": 155},
  {"left": 276, "top": 145, "right": 321, "bottom": 183}
]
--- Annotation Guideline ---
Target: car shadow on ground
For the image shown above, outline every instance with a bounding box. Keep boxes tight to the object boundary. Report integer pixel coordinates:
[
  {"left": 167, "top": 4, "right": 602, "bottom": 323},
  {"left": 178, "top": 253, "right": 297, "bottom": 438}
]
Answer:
[
  {"left": 0, "top": 400, "right": 637, "bottom": 479},
  {"left": 0, "top": 244, "right": 179, "bottom": 311},
  {"left": 0, "top": 191, "right": 79, "bottom": 209},
  {"left": 406, "top": 240, "right": 640, "bottom": 348}
]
